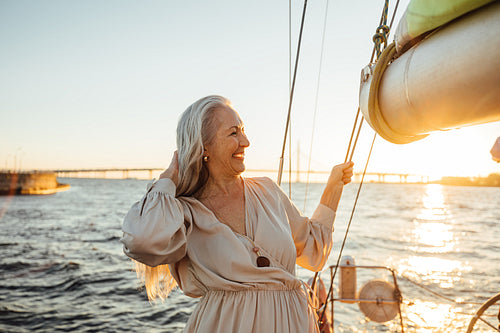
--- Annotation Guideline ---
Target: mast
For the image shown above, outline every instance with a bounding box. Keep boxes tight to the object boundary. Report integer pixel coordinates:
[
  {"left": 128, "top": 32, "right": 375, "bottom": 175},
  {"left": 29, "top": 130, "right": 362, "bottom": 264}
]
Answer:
[{"left": 296, "top": 141, "right": 300, "bottom": 183}]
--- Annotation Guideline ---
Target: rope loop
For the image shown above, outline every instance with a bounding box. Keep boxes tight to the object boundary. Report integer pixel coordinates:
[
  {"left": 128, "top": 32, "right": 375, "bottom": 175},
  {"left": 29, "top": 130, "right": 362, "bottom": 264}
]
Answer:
[
  {"left": 373, "top": 24, "right": 390, "bottom": 58},
  {"left": 372, "top": 0, "right": 390, "bottom": 59},
  {"left": 377, "top": 24, "right": 390, "bottom": 34},
  {"left": 372, "top": 32, "right": 387, "bottom": 45}
]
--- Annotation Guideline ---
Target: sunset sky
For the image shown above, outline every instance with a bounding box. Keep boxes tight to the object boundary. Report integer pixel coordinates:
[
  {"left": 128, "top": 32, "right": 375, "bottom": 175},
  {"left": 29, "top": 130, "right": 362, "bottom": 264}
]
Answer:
[{"left": 1, "top": 0, "right": 499, "bottom": 179}]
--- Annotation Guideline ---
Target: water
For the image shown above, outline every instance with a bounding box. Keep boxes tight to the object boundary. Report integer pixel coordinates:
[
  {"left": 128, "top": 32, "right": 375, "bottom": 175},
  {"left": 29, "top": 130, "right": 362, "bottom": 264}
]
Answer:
[{"left": 1, "top": 178, "right": 499, "bottom": 332}]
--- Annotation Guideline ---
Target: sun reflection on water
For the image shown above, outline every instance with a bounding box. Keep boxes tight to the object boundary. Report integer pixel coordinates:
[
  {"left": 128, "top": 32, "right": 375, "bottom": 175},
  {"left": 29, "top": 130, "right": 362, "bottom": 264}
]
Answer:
[
  {"left": 408, "top": 184, "right": 458, "bottom": 254},
  {"left": 417, "top": 184, "right": 449, "bottom": 221},
  {"left": 410, "top": 222, "right": 455, "bottom": 253},
  {"left": 398, "top": 184, "right": 473, "bottom": 284},
  {"left": 397, "top": 255, "right": 469, "bottom": 288},
  {"left": 394, "top": 184, "right": 473, "bottom": 330},
  {"left": 404, "top": 300, "right": 466, "bottom": 332}
]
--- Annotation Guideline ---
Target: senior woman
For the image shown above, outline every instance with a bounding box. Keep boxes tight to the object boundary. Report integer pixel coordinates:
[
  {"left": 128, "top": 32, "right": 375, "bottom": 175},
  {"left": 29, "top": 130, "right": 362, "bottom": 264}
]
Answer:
[{"left": 121, "top": 95, "right": 354, "bottom": 333}]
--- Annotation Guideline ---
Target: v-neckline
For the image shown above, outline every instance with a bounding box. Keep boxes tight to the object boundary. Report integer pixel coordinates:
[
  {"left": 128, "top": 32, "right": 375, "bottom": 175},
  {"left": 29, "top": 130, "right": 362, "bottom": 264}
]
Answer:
[{"left": 196, "top": 177, "right": 251, "bottom": 238}]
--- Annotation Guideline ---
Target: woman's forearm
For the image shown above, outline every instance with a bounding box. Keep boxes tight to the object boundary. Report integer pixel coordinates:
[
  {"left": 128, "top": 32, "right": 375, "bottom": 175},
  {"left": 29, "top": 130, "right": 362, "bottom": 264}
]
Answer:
[
  {"left": 320, "top": 161, "right": 354, "bottom": 211},
  {"left": 320, "top": 181, "right": 344, "bottom": 211}
]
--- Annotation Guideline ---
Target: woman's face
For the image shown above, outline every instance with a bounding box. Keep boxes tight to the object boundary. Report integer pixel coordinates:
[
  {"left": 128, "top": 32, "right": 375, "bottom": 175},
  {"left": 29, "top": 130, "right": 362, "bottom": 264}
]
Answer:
[{"left": 205, "top": 106, "right": 250, "bottom": 178}]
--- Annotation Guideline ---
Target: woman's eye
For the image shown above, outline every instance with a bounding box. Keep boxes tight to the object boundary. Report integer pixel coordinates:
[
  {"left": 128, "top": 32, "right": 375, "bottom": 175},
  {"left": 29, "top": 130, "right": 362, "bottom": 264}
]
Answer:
[{"left": 231, "top": 131, "right": 237, "bottom": 136}]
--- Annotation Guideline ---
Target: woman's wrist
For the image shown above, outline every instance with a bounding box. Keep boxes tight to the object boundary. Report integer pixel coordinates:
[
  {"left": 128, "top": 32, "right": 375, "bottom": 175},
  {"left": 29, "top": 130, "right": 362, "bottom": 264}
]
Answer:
[{"left": 320, "top": 182, "right": 344, "bottom": 211}]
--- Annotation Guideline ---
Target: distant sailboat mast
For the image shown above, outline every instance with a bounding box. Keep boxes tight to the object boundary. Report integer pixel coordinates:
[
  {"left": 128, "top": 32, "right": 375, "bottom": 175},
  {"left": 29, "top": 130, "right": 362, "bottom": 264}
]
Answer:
[{"left": 296, "top": 141, "right": 300, "bottom": 183}]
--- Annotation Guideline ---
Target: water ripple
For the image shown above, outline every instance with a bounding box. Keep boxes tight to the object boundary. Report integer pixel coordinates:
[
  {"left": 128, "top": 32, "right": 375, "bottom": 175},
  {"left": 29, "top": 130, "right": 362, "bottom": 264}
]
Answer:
[{"left": 0, "top": 179, "right": 498, "bottom": 332}]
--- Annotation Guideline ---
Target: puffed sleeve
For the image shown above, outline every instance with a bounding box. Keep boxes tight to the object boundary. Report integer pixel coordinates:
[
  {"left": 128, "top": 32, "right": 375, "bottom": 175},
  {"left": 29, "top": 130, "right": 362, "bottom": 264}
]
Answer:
[
  {"left": 272, "top": 180, "right": 336, "bottom": 272},
  {"left": 121, "top": 178, "right": 191, "bottom": 267}
]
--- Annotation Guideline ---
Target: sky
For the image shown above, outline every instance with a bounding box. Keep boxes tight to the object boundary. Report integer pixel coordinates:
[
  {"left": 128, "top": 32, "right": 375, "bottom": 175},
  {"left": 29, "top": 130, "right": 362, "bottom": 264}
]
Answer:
[{"left": 1, "top": 0, "right": 499, "bottom": 179}]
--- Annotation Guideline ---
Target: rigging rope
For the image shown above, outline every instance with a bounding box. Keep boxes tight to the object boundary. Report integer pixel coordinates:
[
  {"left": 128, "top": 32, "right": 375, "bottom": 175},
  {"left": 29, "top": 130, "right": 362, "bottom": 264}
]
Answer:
[
  {"left": 340, "top": 0, "right": 397, "bottom": 168},
  {"left": 288, "top": 110, "right": 293, "bottom": 195},
  {"left": 278, "top": 0, "right": 308, "bottom": 186},
  {"left": 344, "top": 108, "right": 361, "bottom": 163},
  {"left": 398, "top": 274, "right": 485, "bottom": 306},
  {"left": 288, "top": 0, "right": 293, "bottom": 196},
  {"left": 317, "top": 0, "right": 402, "bottom": 327},
  {"left": 303, "top": 0, "right": 331, "bottom": 212},
  {"left": 318, "top": 132, "right": 378, "bottom": 327}
]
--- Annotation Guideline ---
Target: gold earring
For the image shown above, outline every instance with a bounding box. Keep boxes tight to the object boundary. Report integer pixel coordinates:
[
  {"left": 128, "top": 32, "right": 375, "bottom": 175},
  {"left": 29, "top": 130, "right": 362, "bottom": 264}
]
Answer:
[{"left": 203, "top": 156, "right": 209, "bottom": 162}]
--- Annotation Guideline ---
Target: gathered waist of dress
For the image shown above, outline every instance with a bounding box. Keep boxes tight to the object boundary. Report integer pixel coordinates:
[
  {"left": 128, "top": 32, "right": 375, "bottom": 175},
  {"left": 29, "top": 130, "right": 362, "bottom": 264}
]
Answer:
[
  {"left": 200, "top": 287, "right": 310, "bottom": 308},
  {"left": 202, "top": 282, "right": 319, "bottom": 312},
  {"left": 205, "top": 285, "right": 303, "bottom": 294}
]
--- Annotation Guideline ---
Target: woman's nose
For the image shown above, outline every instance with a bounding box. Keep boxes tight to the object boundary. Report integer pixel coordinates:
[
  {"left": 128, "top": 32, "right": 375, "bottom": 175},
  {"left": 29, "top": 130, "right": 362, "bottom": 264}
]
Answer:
[{"left": 240, "top": 133, "right": 250, "bottom": 147}]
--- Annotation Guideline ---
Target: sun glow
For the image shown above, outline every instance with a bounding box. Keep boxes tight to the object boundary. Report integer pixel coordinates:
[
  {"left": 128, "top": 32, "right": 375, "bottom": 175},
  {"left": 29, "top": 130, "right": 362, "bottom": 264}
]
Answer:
[
  {"left": 405, "top": 300, "right": 466, "bottom": 332},
  {"left": 405, "top": 184, "right": 458, "bottom": 255},
  {"left": 397, "top": 256, "right": 469, "bottom": 289},
  {"left": 410, "top": 222, "right": 455, "bottom": 253},
  {"left": 417, "top": 184, "right": 449, "bottom": 220},
  {"left": 407, "top": 184, "right": 457, "bottom": 253},
  {"left": 397, "top": 184, "right": 471, "bottom": 288},
  {"left": 366, "top": 125, "right": 500, "bottom": 179}
]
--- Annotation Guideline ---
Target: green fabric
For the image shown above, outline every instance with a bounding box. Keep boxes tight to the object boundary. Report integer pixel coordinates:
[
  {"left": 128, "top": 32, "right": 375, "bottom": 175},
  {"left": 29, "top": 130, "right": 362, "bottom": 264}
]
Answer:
[{"left": 404, "top": 0, "right": 494, "bottom": 38}]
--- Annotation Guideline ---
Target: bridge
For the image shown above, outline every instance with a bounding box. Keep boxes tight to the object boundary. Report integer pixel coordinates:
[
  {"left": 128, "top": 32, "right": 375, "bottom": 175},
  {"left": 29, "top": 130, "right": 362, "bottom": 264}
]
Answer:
[
  {"left": 243, "top": 169, "right": 429, "bottom": 183},
  {"left": 54, "top": 168, "right": 430, "bottom": 184},
  {"left": 54, "top": 168, "right": 165, "bottom": 180}
]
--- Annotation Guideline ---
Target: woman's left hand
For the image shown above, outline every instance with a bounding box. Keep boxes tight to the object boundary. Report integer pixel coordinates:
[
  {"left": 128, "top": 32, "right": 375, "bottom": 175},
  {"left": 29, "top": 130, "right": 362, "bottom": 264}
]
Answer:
[
  {"left": 320, "top": 161, "right": 354, "bottom": 211},
  {"left": 335, "top": 161, "right": 354, "bottom": 185}
]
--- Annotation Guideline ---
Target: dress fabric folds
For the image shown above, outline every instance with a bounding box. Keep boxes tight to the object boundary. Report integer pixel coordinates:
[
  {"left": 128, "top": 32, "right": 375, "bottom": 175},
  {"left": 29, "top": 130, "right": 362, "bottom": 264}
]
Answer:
[{"left": 122, "top": 177, "right": 336, "bottom": 333}]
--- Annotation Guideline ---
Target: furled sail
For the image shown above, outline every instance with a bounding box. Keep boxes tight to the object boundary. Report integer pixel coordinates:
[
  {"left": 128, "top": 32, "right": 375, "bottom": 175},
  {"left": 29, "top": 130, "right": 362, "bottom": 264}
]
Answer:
[{"left": 359, "top": 0, "right": 500, "bottom": 144}]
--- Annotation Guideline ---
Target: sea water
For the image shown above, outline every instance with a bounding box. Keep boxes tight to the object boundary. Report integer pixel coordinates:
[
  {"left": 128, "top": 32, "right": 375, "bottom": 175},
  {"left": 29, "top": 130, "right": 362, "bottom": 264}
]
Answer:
[{"left": 0, "top": 178, "right": 499, "bottom": 332}]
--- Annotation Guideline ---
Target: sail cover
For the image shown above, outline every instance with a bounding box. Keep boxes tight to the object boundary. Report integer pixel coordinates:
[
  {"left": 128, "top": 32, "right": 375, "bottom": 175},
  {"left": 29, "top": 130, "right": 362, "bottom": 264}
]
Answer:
[
  {"left": 358, "top": 0, "right": 500, "bottom": 144},
  {"left": 394, "top": 0, "right": 496, "bottom": 52}
]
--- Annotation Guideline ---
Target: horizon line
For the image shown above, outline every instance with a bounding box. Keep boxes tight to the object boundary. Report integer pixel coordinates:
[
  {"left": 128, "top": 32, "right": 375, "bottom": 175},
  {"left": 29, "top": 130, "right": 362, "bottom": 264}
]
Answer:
[{"left": 3, "top": 168, "right": 497, "bottom": 179}]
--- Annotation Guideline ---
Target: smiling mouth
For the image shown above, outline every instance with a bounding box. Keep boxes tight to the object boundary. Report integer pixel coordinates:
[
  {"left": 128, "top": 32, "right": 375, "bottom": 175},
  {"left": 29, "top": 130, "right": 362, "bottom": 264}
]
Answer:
[{"left": 232, "top": 152, "right": 245, "bottom": 159}]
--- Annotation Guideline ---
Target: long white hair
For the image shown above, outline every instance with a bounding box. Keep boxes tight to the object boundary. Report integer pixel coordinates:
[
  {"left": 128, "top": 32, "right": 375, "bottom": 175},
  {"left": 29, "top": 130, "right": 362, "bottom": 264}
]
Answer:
[
  {"left": 176, "top": 95, "right": 231, "bottom": 196},
  {"left": 136, "top": 95, "right": 232, "bottom": 301}
]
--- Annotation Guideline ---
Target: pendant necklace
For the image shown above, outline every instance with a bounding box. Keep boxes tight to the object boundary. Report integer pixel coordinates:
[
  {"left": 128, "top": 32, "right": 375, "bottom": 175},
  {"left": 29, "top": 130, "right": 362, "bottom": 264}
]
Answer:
[{"left": 203, "top": 198, "right": 270, "bottom": 268}]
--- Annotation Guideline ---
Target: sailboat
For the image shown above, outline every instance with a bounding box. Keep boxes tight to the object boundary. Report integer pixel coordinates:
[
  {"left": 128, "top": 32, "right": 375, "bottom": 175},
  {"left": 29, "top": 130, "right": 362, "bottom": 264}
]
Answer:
[{"left": 293, "top": 0, "right": 500, "bottom": 331}]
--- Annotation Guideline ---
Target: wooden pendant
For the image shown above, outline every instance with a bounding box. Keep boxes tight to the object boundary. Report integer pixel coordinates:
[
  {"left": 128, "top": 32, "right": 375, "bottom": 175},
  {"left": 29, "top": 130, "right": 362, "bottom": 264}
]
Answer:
[{"left": 257, "top": 256, "right": 270, "bottom": 267}]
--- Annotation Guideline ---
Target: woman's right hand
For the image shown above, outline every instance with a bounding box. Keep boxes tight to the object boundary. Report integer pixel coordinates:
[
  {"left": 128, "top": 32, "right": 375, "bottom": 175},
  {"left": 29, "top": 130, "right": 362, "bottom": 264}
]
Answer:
[{"left": 159, "top": 151, "right": 179, "bottom": 185}]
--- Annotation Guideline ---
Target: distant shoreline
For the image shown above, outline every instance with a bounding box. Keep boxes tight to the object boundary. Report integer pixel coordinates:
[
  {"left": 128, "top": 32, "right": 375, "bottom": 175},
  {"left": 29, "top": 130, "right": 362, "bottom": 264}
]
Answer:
[
  {"left": 433, "top": 174, "right": 500, "bottom": 187},
  {"left": 4, "top": 169, "right": 499, "bottom": 187},
  {"left": 51, "top": 174, "right": 500, "bottom": 187}
]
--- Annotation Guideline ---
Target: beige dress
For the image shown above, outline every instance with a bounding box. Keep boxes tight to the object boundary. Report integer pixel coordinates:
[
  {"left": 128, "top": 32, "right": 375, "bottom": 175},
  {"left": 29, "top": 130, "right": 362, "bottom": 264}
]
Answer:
[{"left": 122, "top": 177, "right": 335, "bottom": 333}]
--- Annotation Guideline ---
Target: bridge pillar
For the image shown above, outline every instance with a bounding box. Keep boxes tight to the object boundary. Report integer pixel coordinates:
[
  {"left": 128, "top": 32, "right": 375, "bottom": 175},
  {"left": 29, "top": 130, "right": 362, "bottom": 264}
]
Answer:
[{"left": 149, "top": 170, "right": 153, "bottom": 179}]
